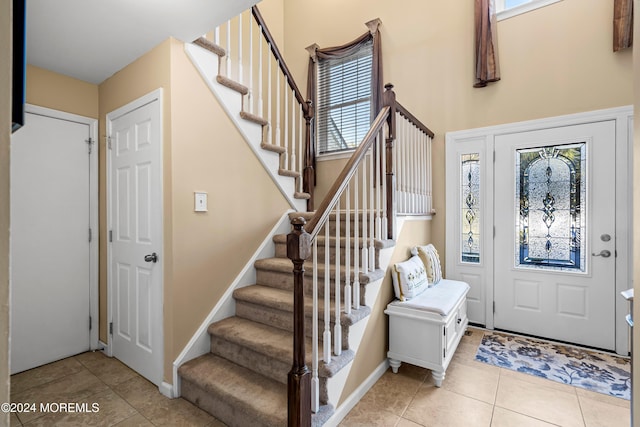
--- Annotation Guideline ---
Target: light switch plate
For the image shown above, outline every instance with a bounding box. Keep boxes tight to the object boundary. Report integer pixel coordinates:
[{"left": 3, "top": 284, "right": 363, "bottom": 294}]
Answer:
[{"left": 194, "top": 192, "right": 208, "bottom": 212}]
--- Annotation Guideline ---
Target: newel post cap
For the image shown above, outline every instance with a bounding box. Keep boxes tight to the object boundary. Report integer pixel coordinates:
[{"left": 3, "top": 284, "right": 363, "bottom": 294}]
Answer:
[{"left": 287, "top": 217, "right": 312, "bottom": 261}]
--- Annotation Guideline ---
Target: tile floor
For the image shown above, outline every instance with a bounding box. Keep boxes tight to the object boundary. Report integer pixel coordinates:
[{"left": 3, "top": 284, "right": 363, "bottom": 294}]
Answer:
[{"left": 9, "top": 327, "right": 631, "bottom": 426}]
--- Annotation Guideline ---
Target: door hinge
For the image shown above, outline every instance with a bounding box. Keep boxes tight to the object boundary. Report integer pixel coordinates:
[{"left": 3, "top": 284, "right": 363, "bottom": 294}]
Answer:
[
  {"left": 109, "top": 230, "right": 113, "bottom": 242},
  {"left": 443, "top": 349, "right": 446, "bottom": 359},
  {"left": 493, "top": 301, "right": 496, "bottom": 313},
  {"left": 106, "top": 135, "right": 112, "bottom": 150},
  {"left": 109, "top": 322, "right": 113, "bottom": 335},
  {"left": 86, "top": 137, "right": 94, "bottom": 154},
  {"left": 443, "top": 328, "right": 446, "bottom": 336},
  {"left": 493, "top": 226, "right": 496, "bottom": 238},
  {"left": 89, "top": 316, "right": 92, "bottom": 330},
  {"left": 493, "top": 150, "right": 496, "bottom": 162},
  {"left": 89, "top": 228, "right": 92, "bottom": 242}
]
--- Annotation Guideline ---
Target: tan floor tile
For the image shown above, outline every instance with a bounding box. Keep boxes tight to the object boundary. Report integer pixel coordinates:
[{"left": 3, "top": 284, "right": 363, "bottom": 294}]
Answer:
[
  {"left": 575, "top": 387, "right": 630, "bottom": 409},
  {"left": 498, "top": 366, "right": 577, "bottom": 394},
  {"left": 396, "top": 418, "right": 423, "bottom": 427},
  {"left": 495, "top": 373, "right": 583, "bottom": 427},
  {"left": 205, "top": 417, "right": 229, "bottom": 427},
  {"left": 113, "top": 375, "right": 214, "bottom": 426},
  {"left": 13, "top": 369, "right": 109, "bottom": 424},
  {"left": 579, "top": 395, "right": 630, "bottom": 427},
  {"left": 75, "top": 351, "right": 139, "bottom": 387},
  {"left": 461, "top": 327, "right": 485, "bottom": 346},
  {"left": 491, "top": 406, "right": 558, "bottom": 427},
  {"left": 451, "top": 340, "right": 483, "bottom": 366},
  {"left": 113, "top": 413, "right": 155, "bottom": 426},
  {"left": 357, "top": 365, "right": 426, "bottom": 416},
  {"left": 441, "top": 360, "right": 499, "bottom": 405},
  {"left": 10, "top": 412, "right": 21, "bottom": 426},
  {"left": 339, "top": 399, "right": 400, "bottom": 426},
  {"left": 11, "top": 357, "right": 85, "bottom": 394},
  {"left": 403, "top": 383, "right": 493, "bottom": 427},
  {"left": 21, "top": 389, "right": 137, "bottom": 426}
]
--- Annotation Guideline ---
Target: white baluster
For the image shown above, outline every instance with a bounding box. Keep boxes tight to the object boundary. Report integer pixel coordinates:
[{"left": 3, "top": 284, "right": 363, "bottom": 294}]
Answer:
[
  {"left": 369, "top": 147, "right": 375, "bottom": 271},
  {"left": 276, "top": 65, "right": 281, "bottom": 150},
  {"left": 214, "top": 26, "right": 220, "bottom": 45},
  {"left": 375, "top": 132, "right": 382, "bottom": 241},
  {"left": 258, "top": 27, "right": 263, "bottom": 118},
  {"left": 382, "top": 124, "right": 388, "bottom": 239},
  {"left": 226, "top": 20, "right": 231, "bottom": 77},
  {"left": 298, "top": 105, "right": 304, "bottom": 193},
  {"left": 428, "top": 134, "right": 433, "bottom": 213},
  {"left": 290, "top": 91, "right": 296, "bottom": 175},
  {"left": 283, "top": 79, "right": 289, "bottom": 168},
  {"left": 344, "top": 185, "right": 352, "bottom": 315},
  {"left": 311, "top": 239, "right": 319, "bottom": 413},
  {"left": 238, "top": 13, "right": 243, "bottom": 86},
  {"left": 361, "top": 162, "right": 368, "bottom": 274},
  {"left": 334, "top": 200, "right": 342, "bottom": 356},
  {"left": 323, "top": 223, "right": 332, "bottom": 363},
  {"left": 267, "top": 50, "right": 272, "bottom": 144},
  {"left": 353, "top": 171, "right": 360, "bottom": 310},
  {"left": 248, "top": 15, "right": 253, "bottom": 114}
]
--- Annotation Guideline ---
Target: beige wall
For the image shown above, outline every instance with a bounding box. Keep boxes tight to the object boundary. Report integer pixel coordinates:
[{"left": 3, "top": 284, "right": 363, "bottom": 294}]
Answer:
[
  {"left": 166, "top": 38, "right": 290, "bottom": 380},
  {"left": 282, "top": 0, "right": 633, "bottom": 269},
  {"left": 339, "top": 219, "right": 431, "bottom": 404},
  {"left": 26, "top": 65, "right": 99, "bottom": 118},
  {"left": 633, "top": 0, "right": 639, "bottom": 420},
  {"left": 98, "top": 36, "right": 290, "bottom": 382},
  {"left": 0, "top": 0, "right": 12, "bottom": 422}
]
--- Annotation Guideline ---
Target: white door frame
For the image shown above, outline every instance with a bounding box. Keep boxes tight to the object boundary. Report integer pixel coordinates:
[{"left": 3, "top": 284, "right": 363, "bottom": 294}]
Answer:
[
  {"left": 105, "top": 89, "right": 164, "bottom": 384},
  {"left": 446, "top": 106, "right": 633, "bottom": 355},
  {"left": 19, "top": 104, "right": 100, "bottom": 350}
]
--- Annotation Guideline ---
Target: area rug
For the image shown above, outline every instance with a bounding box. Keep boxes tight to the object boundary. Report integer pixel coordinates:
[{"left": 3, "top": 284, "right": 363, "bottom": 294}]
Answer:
[{"left": 475, "top": 331, "right": 631, "bottom": 400}]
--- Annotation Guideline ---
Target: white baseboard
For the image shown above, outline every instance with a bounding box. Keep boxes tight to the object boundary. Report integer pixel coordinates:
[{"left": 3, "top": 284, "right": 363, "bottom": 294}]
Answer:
[
  {"left": 323, "top": 359, "right": 390, "bottom": 427},
  {"left": 159, "top": 382, "right": 174, "bottom": 399}
]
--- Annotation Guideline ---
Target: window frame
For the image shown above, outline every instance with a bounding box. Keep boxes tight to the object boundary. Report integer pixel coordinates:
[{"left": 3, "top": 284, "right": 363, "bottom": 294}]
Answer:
[
  {"left": 315, "top": 40, "right": 374, "bottom": 159},
  {"left": 496, "top": 0, "right": 563, "bottom": 21}
]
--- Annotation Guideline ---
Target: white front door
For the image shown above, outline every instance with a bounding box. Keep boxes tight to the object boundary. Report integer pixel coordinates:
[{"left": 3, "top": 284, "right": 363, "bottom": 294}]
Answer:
[
  {"left": 494, "top": 121, "right": 616, "bottom": 350},
  {"left": 11, "top": 108, "right": 98, "bottom": 374},
  {"left": 108, "top": 92, "right": 163, "bottom": 386}
]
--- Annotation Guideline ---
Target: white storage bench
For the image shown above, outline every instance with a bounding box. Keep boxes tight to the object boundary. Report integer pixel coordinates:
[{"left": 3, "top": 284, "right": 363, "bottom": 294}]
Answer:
[{"left": 385, "top": 279, "right": 469, "bottom": 387}]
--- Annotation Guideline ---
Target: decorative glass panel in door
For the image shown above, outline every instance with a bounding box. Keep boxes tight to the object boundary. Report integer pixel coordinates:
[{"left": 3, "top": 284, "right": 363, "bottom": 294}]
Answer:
[
  {"left": 515, "top": 143, "right": 586, "bottom": 272},
  {"left": 461, "top": 153, "right": 480, "bottom": 263}
]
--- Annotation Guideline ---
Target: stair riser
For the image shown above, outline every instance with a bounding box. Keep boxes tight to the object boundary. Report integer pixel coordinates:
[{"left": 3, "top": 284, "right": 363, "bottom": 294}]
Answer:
[
  {"left": 254, "top": 269, "right": 368, "bottom": 303},
  {"left": 182, "top": 378, "right": 284, "bottom": 427},
  {"left": 208, "top": 335, "right": 332, "bottom": 404},
  {"left": 235, "top": 300, "right": 351, "bottom": 350},
  {"left": 274, "top": 241, "right": 380, "bottom": 269}
]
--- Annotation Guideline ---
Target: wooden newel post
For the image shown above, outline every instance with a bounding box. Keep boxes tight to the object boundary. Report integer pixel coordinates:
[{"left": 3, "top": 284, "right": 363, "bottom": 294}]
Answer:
[
  {"left": 383, "top": 83, "right": 397, "bottom": 240},
  {"left": 287, "top": 217, "right": 312, "bottom": 427},
  {"left": 303, "top": 100, "right": 315, "bottom": 211}
]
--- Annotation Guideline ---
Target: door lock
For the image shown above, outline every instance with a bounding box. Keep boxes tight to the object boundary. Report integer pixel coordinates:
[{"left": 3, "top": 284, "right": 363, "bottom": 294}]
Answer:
[
  {"left": 591, "top": 250, "right": 611, "bottom": 258},
  {"left": 144, "top": 252, "right": 158, "bottom": 263}
]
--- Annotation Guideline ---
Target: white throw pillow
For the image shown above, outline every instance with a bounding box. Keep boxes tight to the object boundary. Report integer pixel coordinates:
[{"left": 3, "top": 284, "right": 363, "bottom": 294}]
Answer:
[
  {"left": 412, "top": 244, "right": 443, "bottom": 285},
  {"left": 391, "top": 255, "right": 428, "bottom": 301}
]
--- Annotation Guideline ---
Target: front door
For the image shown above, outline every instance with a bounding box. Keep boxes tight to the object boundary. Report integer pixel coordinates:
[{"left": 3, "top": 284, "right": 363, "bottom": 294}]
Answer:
[
  {"left": 494, "top": 121, "right": 616, "bottom": 350},
  {"left": 108, "top": 92, "right": 163, "bottom": 386},
  {"left": 11, "top": 109, "right": 97, "bottom": 374}
]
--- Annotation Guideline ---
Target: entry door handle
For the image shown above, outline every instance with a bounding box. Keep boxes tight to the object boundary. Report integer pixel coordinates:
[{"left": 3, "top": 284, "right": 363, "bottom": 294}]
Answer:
[
  {"left": 591, "top": 250, "right": 611, "bottom": 258},
  {"left": 144, "top": 252, "right": 158, "bottom": 263}
]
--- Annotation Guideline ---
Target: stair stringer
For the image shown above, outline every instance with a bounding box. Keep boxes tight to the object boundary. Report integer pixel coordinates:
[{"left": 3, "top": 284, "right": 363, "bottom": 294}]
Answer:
[
  {"left": 172, "top": 210, "right": 295, "bottom": 397},
  {"left": 184, "top": 42, "right": 306, "bottom": 212}
]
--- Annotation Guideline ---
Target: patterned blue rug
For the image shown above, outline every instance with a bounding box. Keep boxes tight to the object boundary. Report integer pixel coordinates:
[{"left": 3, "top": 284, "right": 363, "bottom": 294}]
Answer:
[{"left": 475, "top": 331, "right": 631, "bottom": 400}]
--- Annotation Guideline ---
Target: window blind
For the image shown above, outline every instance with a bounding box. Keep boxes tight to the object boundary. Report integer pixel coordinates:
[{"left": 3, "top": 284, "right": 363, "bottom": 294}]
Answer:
[{"left": 317, "top": 39, "right": 373, "bottom": 155}]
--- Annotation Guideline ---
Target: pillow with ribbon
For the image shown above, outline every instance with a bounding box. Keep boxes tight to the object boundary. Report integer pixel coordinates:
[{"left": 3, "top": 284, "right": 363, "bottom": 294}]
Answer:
[{"left": 412, "top": 244, "right": 443, "bottom": 285}]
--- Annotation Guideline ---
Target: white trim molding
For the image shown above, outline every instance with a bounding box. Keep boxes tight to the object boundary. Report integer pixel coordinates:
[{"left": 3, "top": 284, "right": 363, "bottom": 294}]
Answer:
[{"left": 496, "top": 0, "right": 563, "bottom": 21}]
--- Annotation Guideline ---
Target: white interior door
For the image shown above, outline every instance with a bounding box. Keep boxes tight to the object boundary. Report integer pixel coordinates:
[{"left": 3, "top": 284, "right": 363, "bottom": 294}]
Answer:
[
  {"left": 108, "top": 92, "right": 163, "bottom": 386},
  {"left": 11, "top": 109, "right": 97, "bottom": 374},
  {"left": 494, "top": 121, "right": 616, "bottom": 350}
]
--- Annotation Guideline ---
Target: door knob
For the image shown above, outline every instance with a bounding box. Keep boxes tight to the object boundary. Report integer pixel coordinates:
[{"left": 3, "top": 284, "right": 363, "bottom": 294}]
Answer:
[
  {"left": 144, "top": 252, "right": 158, "bottom": 263},
  {"left": 591, "top": 250, "right": 611, "bottom": 258}
]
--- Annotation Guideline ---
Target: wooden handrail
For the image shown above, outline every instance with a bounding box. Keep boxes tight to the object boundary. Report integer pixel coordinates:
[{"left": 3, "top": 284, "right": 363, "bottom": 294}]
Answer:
[
  {"left": 395, "top": 101, "right": 434, "bottom": 138},
  {"left": 304, "top": 106, "right": 391, "bottom": 240},
  {"left": 252, "top": 6, "right": 309, "bottom": 114}
]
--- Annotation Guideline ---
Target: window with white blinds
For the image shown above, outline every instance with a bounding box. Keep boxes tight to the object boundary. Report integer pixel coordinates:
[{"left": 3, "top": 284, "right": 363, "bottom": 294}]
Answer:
[{"left": 317, "top": 39, "right": 373, "bottom": 155}]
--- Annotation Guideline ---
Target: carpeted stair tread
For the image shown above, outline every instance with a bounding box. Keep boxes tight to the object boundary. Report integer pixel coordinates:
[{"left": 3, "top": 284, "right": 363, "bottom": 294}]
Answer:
[
  {"left": 278, "top": 168, "right": 300, "bottom": 178},
  {"left": 240, "top": 111, "right": 268, "bottom": 126},
  {"left": 179, "top": 353, "right": 287, "bottom": 427},
  {"left": 193, "top": 37, "right": 226, "bottom": 57},
  {"left": 216, "top": 75, "right": 249, "bottom": 95},
  {"left": 254, "top": 256, "right": 384, "bottom": 284},
  {"left": 208, "top": 316, "right": 355, "bottom": 379},
  {"left": 273, "top": 233, "right": 392, "bottom": 250},
  {"left": 294, "top": 192, "right": 311, "bottom": 200},
  {"left": 260, "top": 142, "right": 286, "bottom": 154},
  {"left": 233, "top": 284, "right": 371, "bottom": 326}
]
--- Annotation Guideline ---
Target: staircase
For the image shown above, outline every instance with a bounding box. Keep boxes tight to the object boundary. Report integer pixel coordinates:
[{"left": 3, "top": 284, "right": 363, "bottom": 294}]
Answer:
[
  {"left": 177, "top": 6, "right": 435, "bottom": 425},
  {"left": 179, "top": 212, "right": 391, "bottom": 426}
]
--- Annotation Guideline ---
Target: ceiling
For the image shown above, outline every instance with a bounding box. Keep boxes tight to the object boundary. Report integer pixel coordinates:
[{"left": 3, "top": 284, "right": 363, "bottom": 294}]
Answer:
[{"left": 26, "top": 0, "right": 258, "bottom": 84}]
